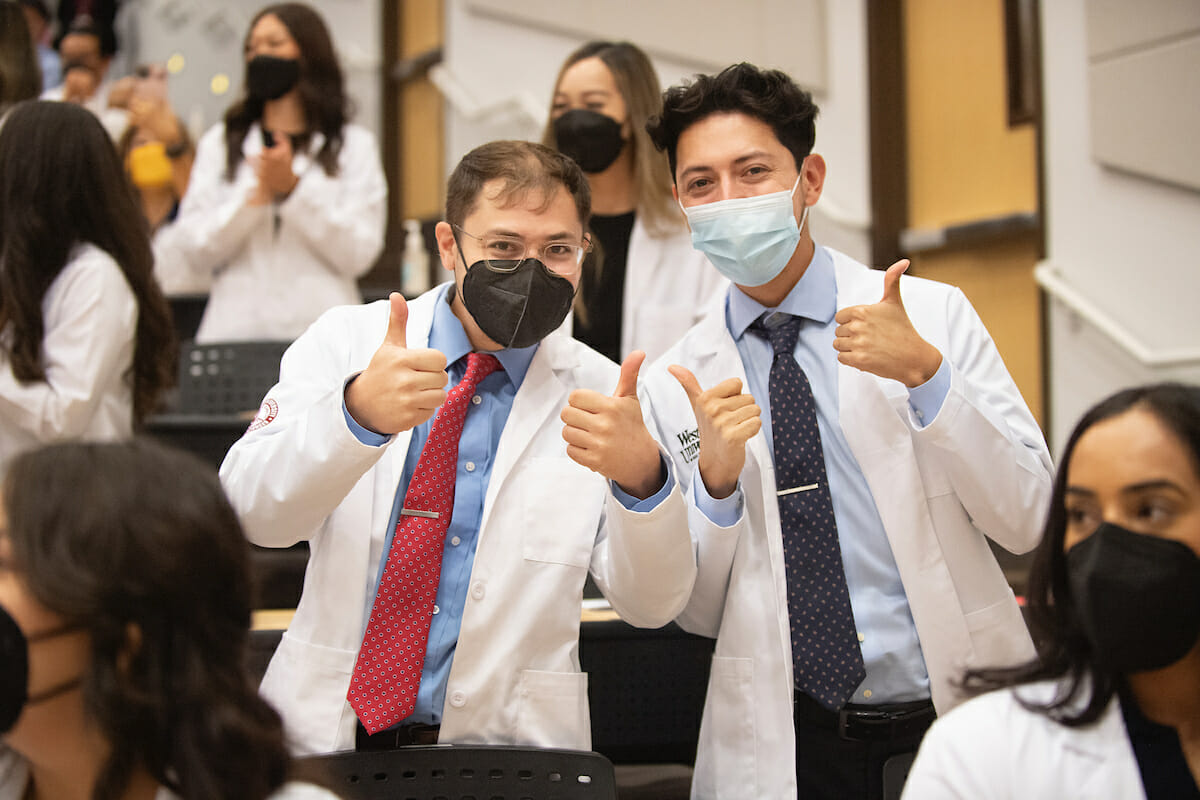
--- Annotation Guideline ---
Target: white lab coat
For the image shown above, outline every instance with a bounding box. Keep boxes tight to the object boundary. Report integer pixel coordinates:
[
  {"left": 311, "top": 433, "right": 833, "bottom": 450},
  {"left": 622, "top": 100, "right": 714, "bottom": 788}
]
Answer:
[
  {"left": 0, "top": 747, "right": 341, "bottom": 800},
  {"left": 639, "top": 247, "right": 1053, "bottom": 799},
  {"left": 619, "top": 218, "right": 727, "bottom": 364},
  {"left": 219, "top": 286, "right": 696, "bottom": 755},
  {"left": 901, "top": 681, "right": 1146, "bottom": 799},
  {"left": 168, "top": 121, "right": 386, "bottom": 342},
  {"left": 0, "top": 244, "right": 135, "bottom": 470}
]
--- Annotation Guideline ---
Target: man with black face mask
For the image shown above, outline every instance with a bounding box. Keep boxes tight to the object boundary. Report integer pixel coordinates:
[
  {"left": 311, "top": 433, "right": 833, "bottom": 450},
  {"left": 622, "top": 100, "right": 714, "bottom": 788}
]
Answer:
[{"left": 219, "top": 140, "right": 694, "bottom": 756}]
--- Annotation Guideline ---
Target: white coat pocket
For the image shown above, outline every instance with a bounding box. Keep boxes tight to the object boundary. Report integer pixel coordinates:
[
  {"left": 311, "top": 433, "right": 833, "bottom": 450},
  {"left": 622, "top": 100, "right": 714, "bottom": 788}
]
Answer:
[
  {"left": 521, "top": 457, "right": 603, "bottom": 568},
  {"left": 515, "top": 669, "right": 591, "bottom": 750},
  {"left": 693, "top": 656, "right": 757, "bottom": 799}
]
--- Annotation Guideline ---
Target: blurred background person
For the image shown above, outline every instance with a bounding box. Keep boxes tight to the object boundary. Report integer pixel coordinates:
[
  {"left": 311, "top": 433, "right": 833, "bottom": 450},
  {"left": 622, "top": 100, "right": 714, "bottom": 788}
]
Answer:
[
  {"left": 0, "top": 438, "right": 342, "bottom": 800},
  {"left": 543, "top": 41, "right": 725, "bottom": 364},
  {"left": 0, "top": 1, "right": 41, "bottom": 117},
  {"left": 903, "top": 382, "right": 1200, "bottom": 799},
  {"left": 41, "top": 14, "right": 127, "bottom": 139},
  {"left": 116, "top": 63, "right": 202, "bottom": 295},
  {"left": 0, "top": 101, "right": 176, "bottom": 469},
  {"left": 171, "top": 1, "right": 386, "bottom": 343},
  {"left": 16, "top": 0, "right": 58, "bottom": 92}
]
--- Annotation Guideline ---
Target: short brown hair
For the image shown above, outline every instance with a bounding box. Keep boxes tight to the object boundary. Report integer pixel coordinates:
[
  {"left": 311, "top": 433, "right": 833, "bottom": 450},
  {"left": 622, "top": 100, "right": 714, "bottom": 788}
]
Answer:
[{"left": 445, "top": 140, "right": 590, "bottom": 230}]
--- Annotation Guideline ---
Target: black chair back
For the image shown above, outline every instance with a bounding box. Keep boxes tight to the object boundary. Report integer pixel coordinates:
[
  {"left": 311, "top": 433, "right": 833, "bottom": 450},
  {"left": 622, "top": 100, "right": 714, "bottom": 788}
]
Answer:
[
  {"left": 301, "top": 745, "right": 617, "bottom": 800},
  {"left": 176, "top": 339, "right": 291, "bottom": 415}
]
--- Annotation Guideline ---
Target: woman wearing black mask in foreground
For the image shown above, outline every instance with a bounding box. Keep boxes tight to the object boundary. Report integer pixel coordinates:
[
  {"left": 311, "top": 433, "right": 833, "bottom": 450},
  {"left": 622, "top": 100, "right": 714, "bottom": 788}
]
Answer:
[
  {"left": 171, "top": 2, "right": 385, "bottom": 343},
  {"left": 543, "top": 42, "right": 725, "bottom": 365},
  {"left": 0, "top": 439, "right": 341, "bottom": 800},
  {"left": 902, "top": 383, "right": 1200, "bottom": 799}
]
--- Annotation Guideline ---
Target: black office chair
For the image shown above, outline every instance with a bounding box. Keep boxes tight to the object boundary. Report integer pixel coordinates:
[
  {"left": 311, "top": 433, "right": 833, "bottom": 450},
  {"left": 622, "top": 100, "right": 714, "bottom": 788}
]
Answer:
[{"left": 301, "top": 745, "right": 617, "bottom": 800}]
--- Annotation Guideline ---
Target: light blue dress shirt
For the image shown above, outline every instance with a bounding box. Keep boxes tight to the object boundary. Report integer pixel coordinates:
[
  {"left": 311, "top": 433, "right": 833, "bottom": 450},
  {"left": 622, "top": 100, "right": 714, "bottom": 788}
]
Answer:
[
  {"left": 344, "top": 287, "right": 672, "bottom": 724},
  {"left": 695, "top": 246, "right": 951, "bottom": 704}
]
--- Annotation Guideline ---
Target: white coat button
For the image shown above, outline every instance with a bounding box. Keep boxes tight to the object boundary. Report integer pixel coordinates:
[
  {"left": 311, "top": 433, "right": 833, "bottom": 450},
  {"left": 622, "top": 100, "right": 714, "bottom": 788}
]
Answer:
[
  {"left": 450, "top": 536, "right": 461, "bottom": 546},
  {"left": 471, "top": 582, "right": 485, "bottom": 600},
  {"left": 449, "top": 690, "right": 467, "bottom": 708},
  {"left": 857, "top": 633, "right": 865, "bottom": 643},
  {"left": 432, "top": 604, "right": 440, "bottom": 615},
  {"left": 471, "top": 395, "right": 482, "bottom": 405},
  {"left": 465, "top": 461, "right": 476, "bottom": 472}
]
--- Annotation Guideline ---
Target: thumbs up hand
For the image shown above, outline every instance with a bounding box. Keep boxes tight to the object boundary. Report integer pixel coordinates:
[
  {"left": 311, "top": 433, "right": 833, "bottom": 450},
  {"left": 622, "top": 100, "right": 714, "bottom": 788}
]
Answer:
[
  {"left": 832, "top": 259, "right": 943, "bottom": 387},
  {"left": 561, "top": 351, "right": 664, "bottom": 499},
  {"left": 669, "top": 366, "right": 761, "bottom": 500},
  {"left": 345, "top": 293, "right": 450, "bottom": 435}
]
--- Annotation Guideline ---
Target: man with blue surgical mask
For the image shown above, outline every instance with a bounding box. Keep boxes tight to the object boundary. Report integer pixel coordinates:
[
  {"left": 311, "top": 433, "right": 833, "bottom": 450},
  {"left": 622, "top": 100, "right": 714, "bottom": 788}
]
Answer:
[{"left": 624, "top": 63, "right": 1054, "bottom": 799}]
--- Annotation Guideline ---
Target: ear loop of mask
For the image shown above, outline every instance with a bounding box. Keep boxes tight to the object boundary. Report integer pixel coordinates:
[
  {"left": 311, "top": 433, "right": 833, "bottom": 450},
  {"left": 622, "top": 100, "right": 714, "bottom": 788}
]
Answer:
[{"left": 23, "top": 623, "right": 85, "bottom": 705}]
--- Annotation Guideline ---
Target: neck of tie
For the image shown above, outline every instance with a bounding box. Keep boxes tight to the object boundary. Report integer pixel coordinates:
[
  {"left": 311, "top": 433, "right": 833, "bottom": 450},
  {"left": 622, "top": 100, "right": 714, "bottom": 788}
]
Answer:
[
  {"left": 348, "top": 351, "right": 502, "bottom": 733},
  {"left": 751, "top": 312, "right": 865, "bottom": 711}
]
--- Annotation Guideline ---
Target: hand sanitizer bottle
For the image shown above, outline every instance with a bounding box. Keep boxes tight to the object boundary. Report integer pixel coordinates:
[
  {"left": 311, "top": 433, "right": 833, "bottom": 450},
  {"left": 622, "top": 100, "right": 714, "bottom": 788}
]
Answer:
[{"left": 401, "top": 219, "right": 431, "bottom": 297}]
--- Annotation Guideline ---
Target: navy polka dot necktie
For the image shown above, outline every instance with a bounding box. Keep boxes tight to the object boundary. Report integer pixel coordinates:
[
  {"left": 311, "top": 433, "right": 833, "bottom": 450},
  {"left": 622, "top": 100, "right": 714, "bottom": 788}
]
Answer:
[{"left": 751, "top": 312, "right": 865, "bottom": 711}]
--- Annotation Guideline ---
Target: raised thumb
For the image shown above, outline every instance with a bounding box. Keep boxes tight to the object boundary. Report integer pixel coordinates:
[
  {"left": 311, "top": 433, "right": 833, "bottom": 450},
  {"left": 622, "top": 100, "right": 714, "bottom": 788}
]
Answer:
[
  {"left": 384, "top": 292, "right": 409, "bottom": 348},
  {"left": 614, "top": 350, "right": 645, "bottom": 398}
]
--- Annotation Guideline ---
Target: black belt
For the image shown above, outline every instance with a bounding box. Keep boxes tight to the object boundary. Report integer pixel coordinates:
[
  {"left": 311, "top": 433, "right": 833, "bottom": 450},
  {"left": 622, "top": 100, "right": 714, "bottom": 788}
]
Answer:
[
  {"left": 355, "top": 722, "right": 441, "bottom": 750},
  {"left": 794, "top": 691, "right": 935, "bottom": 743}
]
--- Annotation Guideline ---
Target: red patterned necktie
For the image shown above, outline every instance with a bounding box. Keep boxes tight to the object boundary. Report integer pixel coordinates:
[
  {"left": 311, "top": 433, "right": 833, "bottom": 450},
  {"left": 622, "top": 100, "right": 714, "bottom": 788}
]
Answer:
[{"left": 347, "top": 352, "right": 501, "bottom": 733}]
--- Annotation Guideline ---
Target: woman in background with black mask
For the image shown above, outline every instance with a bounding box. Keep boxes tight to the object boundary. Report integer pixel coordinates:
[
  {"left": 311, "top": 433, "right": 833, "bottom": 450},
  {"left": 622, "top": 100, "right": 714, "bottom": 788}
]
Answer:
[
  {"left": 543, "top": 41, "right": 725, "bottom": 365},
  {"left": 902, "top": 382, "right": 1200, "bottom": 799},
  {"left": 172, "top": 2, "right": 386, "bottom": 343},
  {"left": 0, "top": 438, "right": 341, "bottom": 799}
]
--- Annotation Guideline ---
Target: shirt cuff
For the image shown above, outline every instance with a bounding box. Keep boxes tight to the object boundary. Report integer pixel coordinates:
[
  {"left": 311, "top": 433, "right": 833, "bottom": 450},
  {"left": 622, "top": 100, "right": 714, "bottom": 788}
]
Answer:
[
  {"left": 691, "top": 465, "right": 743, "bottom": 527},
  {"left": 907, "top": 356, "right": 950, "bottom": 428},
  {"left": 343, "top": 373, "right": 390, "bottom": 446},
  {"left": 611, "top": 455, "right": 675, "bottom": 512}
]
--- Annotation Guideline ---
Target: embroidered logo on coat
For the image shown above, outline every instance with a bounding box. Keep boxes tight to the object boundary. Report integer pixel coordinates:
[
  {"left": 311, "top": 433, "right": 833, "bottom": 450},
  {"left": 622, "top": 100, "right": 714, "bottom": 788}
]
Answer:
[
  {"left": 675, "top": 427, "right": 701, "bottom": 464},
  {"left": 247, "top": 398, "right": 279, "bottom": 432}
]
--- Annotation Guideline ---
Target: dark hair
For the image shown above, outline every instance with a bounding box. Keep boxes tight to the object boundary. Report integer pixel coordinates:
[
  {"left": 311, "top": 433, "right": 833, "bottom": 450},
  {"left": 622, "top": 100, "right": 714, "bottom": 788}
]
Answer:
[
  {"left": 0, "top": 2, "right": 41, "bottom": 108},
  {"left": 3, "top": 438, "right": 293, "bottom": 800},
  {"left": 646, "top": 62, "right": 819, "bottom": 180},
  {"left": 60, "top": 15, "right": 117, "bottom": 59},
  {"left": 0, "top": 101, "right": 176, "bottom": 423},
  {"left": 223, "top": 3, "right": 349, "bottom": 180},
  {"left": 965, "top": 382, "right": 1200, "bottom": 726},
  {"left": 445, "top": 140, "right": 591, "bottom": 231}
]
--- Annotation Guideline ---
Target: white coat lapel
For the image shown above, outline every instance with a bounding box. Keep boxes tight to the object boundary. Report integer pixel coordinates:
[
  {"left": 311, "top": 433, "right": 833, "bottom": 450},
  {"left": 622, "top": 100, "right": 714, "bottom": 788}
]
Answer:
[{"left": 480, "top": 335, "right": 573, "bottom": 534}]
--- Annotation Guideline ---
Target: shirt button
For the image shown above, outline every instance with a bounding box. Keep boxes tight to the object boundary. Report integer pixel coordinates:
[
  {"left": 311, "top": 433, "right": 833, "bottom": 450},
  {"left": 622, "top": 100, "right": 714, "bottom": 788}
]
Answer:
[
  {"left": 450, "top": 536, "right": 461, "bottom": 546},
  {"left": 471, "top": 582, "right": 485, "bottom": 601},
  {"left": 863, "top": 689, "right": 873, "bottom": 699},
  {"left": 465, "top": 461, "right": 476, "bottom": 472},
  {"left": 432, "top": 604, "right": 440, "bottom": 615},
  {"left": 858, "top": 633, "right": 865, "bottom": 643},
  {"left": 449, "top": 690, "right": 467, "bottom": 708},
  {"left": 471, "top": 395, "right": 482, "bottom": 405}
]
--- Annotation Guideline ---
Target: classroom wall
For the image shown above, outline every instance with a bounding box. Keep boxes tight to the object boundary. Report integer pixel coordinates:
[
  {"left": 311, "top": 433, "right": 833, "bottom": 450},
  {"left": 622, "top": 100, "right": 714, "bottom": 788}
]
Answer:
[{"left": 1039, "top": 0, "right": 1200, "bottom": 455}]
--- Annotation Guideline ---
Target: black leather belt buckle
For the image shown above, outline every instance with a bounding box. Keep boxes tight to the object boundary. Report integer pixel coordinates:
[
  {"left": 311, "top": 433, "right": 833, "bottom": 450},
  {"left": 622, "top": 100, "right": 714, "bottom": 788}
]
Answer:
[{"left": 836, "top": 703, "right": 935, "bottom": 743}]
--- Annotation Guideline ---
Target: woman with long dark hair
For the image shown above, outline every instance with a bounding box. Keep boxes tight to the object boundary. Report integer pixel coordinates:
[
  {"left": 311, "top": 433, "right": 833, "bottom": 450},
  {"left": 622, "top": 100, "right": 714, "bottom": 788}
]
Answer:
[
  {"left": 0, "top": 438, "right": 341, "bottom": 799},
  {"left": 542, "top": 41, "right": 725, "bottom": 364},
  {"left": 0, "top": 100, "right": 175, "bottom": 469},
  {"left": 171, "top": 2, "right": 386, "bottom": 342},
  {"left": 903, "top": 383, "right": 1200, "bottom": 798}
]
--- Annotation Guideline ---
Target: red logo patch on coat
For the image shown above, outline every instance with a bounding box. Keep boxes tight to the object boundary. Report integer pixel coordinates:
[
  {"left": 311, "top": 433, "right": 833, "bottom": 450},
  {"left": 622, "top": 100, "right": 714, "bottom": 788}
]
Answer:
[{"left": 247, "top": 398, "right": 279, "bottom": 432}]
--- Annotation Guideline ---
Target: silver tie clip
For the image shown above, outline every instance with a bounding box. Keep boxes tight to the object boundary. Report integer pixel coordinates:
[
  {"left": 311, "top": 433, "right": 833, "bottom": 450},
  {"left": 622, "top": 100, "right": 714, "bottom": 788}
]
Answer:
[
  {"left": 401, "top": 508, "right": 440, "bottom": 519},
  {"left": 777, "top": 483, "right": 819, "bottom": 497}
]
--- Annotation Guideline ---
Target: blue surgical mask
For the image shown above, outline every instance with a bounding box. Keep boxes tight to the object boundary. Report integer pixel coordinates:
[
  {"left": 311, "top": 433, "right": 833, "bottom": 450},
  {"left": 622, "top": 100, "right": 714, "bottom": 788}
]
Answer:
[{"left": 680, "top": 175, "right": 807, "bottom": 287}]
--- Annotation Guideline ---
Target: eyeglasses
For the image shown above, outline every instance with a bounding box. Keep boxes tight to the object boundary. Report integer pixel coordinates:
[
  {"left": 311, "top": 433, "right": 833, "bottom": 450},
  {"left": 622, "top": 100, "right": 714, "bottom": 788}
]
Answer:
[{"left": 453, "top": 225, "right": 591, "bottom": 276}]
